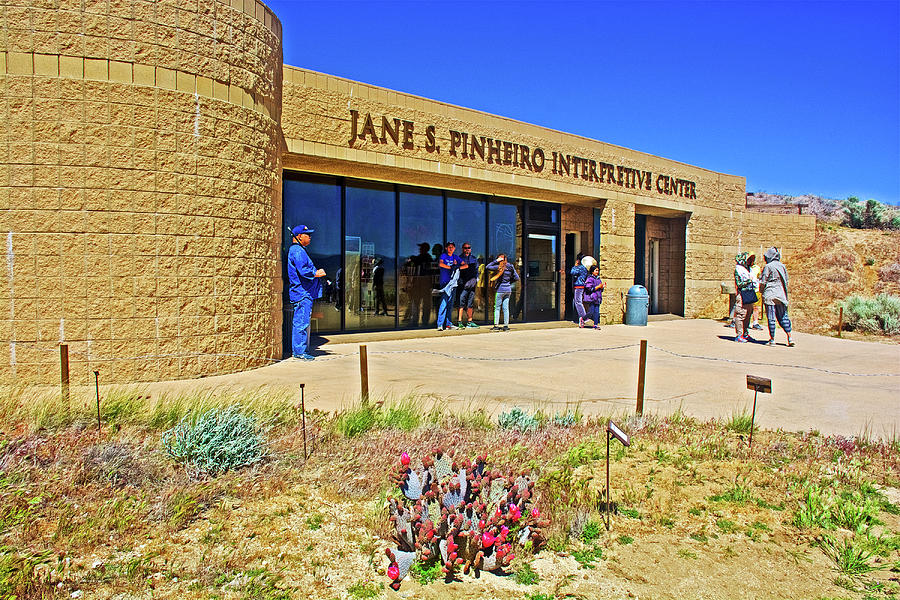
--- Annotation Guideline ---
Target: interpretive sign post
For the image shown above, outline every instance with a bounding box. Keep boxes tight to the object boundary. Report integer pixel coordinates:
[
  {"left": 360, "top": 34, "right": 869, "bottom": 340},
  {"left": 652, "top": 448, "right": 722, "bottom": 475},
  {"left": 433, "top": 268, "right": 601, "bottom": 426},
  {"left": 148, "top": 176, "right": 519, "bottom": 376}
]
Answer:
[
  {"left": 605, "top": 420, "right": 632, "bottom": 531},
  {"left": 746, "top": 375, "right": 772, "bottom": 450}
]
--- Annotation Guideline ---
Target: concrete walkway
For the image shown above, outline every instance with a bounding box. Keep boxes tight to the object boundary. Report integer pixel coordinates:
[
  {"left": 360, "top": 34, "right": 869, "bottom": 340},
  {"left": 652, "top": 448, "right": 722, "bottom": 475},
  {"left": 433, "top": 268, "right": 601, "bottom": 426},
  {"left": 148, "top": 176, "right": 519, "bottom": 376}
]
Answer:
[{"left": 146, "top": 320, "right": 900, "bottom": 439}]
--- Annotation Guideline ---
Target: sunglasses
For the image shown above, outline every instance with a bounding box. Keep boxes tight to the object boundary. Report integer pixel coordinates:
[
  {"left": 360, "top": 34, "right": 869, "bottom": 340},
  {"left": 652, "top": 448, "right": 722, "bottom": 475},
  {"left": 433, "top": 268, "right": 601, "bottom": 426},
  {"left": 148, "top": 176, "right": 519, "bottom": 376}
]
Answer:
[{"left": 462, "top": 246, "right": 471, "bottom": 249}]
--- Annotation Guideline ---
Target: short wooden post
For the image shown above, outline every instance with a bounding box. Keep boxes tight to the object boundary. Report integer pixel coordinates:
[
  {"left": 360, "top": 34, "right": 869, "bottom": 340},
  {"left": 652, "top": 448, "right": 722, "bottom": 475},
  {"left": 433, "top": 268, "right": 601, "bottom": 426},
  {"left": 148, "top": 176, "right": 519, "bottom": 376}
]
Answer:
[
  {"left": 359, "top": 344, "right": 369, "bottom": 401},
  {"left": 636, "top": 340, "right": 647, "bottom": 415},
  {"left": 837, "top": 307, "right": 844, "bottom": 338},
  {"left": 59, "top": 344, "right": 70, "bottom": 406}
]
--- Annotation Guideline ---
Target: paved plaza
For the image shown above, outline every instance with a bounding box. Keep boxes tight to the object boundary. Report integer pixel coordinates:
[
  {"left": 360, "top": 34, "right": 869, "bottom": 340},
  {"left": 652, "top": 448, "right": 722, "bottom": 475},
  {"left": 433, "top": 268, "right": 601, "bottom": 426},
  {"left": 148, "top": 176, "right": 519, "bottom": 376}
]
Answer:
[{"left": 145, "top": 319, "right": 900, "bottom": 439}]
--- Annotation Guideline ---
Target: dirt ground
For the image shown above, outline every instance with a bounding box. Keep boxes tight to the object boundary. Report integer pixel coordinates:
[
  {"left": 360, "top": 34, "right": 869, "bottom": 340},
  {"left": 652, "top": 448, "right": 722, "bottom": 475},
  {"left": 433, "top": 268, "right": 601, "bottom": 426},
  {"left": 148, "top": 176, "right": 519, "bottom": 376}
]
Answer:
[{"left": 3, "top": 416, "right": 899, "bottom": 600}]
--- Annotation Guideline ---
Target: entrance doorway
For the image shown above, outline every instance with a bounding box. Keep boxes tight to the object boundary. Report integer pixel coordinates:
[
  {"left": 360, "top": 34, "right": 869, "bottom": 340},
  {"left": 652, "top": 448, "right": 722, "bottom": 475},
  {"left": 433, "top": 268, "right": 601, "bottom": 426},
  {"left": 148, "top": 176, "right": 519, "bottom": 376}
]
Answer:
[
  {"left": 633, "top": 209, "right": 687, "bottom": 316},
  {"left": 648, "top": 238, "right": 660, "bottom": 313},
  {"left": 525, "top": 233, "right": 558, "bottom": 321}
]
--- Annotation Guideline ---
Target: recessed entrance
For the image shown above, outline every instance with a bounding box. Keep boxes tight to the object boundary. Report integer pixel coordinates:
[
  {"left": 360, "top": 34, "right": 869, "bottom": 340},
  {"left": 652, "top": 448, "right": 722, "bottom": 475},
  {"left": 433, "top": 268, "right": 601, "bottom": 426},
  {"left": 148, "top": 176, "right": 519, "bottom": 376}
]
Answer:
[
  {"left": 634, "top": 208, "right": 688, "bottom": 316},
  {"left": 525, "top": 233, "right": 558, "bottom": 321}
]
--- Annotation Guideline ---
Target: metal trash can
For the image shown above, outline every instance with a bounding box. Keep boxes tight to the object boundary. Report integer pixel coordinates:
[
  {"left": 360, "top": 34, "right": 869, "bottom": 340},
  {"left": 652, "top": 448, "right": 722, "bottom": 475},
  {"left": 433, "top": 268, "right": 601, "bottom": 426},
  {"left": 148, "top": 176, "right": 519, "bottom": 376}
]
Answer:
[{"left": 625, "top": 285, "right": 649, "bottom": 326}]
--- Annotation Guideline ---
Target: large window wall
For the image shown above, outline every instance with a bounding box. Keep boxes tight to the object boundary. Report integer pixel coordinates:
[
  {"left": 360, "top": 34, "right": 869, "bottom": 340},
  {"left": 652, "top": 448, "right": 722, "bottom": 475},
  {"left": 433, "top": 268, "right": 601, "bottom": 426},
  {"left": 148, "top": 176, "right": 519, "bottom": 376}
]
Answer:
[{"left": 282, "top": 172, "right": 551, "bottom": 349}]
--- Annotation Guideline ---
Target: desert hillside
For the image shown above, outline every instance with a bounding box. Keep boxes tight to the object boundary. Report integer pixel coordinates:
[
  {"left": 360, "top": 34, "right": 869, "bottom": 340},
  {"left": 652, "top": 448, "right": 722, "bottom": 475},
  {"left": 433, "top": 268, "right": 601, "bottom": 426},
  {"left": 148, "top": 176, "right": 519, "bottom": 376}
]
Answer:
[{"left": 788, "top": 224, "right": 900, "bottom": 337}]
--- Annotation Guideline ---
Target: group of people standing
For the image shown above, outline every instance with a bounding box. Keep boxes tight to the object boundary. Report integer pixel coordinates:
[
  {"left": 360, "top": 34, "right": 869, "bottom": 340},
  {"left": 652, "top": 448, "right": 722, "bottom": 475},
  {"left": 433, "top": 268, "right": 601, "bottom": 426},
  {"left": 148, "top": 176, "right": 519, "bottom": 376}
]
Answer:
[
  {"left": 732, "top": 247, "right": 794, "bottom": 346},
  {"left": 569, "top": 253, "right": 605, "bottom": 329},
  {"left": 435, "top": 241, "right": 521, "bottom": 332}
]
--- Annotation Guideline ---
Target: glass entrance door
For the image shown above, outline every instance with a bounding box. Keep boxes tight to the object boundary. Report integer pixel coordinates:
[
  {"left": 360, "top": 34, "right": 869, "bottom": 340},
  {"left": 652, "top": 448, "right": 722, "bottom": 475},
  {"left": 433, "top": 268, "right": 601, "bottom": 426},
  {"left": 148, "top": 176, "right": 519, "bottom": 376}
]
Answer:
[{"left": 525, "top": 233, "right": 558, "bottom": 321}]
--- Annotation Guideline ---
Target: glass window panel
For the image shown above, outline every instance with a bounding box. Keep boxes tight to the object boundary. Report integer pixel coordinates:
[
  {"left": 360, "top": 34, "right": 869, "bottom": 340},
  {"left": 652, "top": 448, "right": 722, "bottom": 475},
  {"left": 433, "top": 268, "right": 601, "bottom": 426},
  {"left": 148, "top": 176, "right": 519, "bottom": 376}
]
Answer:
[
  {"left": 447, "top": 195, "right": 486, "bottom": 322},
  {"left": 282, "top": 175, "right": 342, "bottom": 355},
  {"left": 345, "top": 182, "right": 396, "bottom": 330},
  {"left": 399, "top": 188, "right": 442, "bottom": 328},
  {"left": 487, "top": 200, "right": 524, "bottom": 323}
]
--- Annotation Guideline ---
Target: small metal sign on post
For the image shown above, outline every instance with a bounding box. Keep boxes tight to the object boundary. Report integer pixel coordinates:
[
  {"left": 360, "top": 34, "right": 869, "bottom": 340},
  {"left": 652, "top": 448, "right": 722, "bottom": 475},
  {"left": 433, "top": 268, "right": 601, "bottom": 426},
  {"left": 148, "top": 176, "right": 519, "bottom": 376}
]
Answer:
[
  {"left": 746, "top": 375, "right": 772, "bottom": 450},
  {"left": 605, "top": 420, "right": 631, "bottom": 530}
]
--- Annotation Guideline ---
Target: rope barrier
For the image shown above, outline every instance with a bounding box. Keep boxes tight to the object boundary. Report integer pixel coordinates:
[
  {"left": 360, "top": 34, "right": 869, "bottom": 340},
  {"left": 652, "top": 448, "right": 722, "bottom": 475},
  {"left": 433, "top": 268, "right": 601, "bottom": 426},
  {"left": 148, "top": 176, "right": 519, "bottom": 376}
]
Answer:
[
  {"left": 646, "top": 344, "right": 900, "bottom": 378},
  {"left": 8, "top": 337, "right": 899, "bottom": 377}
]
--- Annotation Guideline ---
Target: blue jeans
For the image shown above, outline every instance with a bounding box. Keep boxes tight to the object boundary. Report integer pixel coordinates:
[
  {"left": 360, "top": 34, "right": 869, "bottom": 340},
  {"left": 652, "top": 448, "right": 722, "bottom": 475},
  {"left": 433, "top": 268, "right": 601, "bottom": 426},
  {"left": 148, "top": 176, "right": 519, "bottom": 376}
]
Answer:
[
  {"left": 766, "top": 301, "right": 791, "bottom": 338},
  {"left": 291, "top": 297, "right": 312, "bottom": 357},
  {"left": 494, "top": 291, "right": 511, "bottom": 326},
  {"left": 586, "top": 302, "right": 600, "bottom": 325},
  {"left": 573, "top": 287, "right": 587, "bottom": 320},
  {"left": 437, "top": 291, "right": 455, "bottom": 328}
]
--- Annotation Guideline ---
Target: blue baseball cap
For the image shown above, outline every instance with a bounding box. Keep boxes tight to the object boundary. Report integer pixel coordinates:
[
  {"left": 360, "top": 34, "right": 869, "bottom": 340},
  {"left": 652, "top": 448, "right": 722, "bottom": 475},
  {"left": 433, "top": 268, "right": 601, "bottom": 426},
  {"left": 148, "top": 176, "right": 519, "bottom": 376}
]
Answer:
[{"left": 292, "top": 225, "right": 314, "bottom": 237}]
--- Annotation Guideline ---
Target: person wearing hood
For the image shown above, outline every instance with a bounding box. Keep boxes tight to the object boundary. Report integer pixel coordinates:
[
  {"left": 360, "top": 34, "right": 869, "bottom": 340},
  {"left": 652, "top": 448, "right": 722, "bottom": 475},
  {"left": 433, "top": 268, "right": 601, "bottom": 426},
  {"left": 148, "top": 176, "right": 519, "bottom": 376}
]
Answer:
[
  {"left": 760, "top": 247, "right": 795, "bottom": 347},
  {"left": 732, "top": 252, "right": 756, "bottom": 342}
]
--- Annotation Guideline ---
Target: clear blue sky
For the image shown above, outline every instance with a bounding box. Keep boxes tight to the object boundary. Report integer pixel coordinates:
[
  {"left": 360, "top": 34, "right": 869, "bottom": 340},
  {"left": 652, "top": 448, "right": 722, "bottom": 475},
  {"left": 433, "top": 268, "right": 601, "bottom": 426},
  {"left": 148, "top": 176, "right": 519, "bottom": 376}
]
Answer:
[{"left": 266, "top": 0, "right": 900, "bottom": 205}]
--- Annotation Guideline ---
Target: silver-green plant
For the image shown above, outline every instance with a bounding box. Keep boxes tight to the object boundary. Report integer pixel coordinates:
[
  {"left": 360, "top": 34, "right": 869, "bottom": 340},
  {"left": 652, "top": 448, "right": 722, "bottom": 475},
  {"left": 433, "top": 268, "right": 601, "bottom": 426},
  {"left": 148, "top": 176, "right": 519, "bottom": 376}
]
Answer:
[
  {"left": 839, "top": 294, "right": 900, "bottom": 335},
  {"left": 498, "top": 407, "right": 539, "bottom": 432},
  {"left": 161, "top": 406, "right": 266, "bottom": 477}
]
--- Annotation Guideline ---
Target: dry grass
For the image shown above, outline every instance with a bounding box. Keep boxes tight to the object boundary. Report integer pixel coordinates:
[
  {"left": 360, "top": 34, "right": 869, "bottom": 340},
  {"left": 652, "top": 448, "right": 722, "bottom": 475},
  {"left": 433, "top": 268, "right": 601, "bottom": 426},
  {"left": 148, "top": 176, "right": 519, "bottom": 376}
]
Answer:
[{"left": 2, "top": 390, "right": 899, "bottom": 599}]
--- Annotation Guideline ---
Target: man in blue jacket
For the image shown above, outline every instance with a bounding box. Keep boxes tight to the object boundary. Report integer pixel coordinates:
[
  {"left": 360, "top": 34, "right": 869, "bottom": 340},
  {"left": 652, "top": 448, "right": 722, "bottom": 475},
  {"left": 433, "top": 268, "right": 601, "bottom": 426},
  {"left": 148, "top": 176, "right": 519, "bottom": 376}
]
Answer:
[{"left": 287, "top": 225, "right": 326, "bottom": 360}]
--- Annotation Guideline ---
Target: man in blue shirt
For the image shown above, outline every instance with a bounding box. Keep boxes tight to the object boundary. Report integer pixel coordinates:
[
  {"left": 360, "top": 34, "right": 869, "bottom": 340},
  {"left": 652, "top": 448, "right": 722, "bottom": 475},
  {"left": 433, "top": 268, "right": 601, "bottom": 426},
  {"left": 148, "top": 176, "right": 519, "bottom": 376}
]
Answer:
[
  {"left": 437, "top": 242, "right": 463, "bottom": 331},
  {"left": 287, "top": 225, "right": 326, "bottom": 360}
]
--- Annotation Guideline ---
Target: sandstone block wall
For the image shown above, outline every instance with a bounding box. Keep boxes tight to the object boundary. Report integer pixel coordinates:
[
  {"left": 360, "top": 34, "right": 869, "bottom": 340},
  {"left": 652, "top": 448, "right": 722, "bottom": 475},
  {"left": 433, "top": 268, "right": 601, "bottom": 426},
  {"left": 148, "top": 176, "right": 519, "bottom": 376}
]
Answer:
[
  {"left": 279, "top": 67, "right": 816, "bottom": 328},
  {"left": 1, "top": 0, "right": 284, "bottom": 385}
]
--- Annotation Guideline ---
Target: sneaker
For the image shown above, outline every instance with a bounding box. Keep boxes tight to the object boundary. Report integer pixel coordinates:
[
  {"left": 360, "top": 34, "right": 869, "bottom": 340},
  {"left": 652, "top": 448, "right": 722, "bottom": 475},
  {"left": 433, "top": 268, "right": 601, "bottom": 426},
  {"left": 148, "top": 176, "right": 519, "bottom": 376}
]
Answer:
[
  {"left": 751, "top": 323, "right": 763, "bottom": 330},
  {"left": 437, "top": 326, "right": 444, "bottom": 331},
  {"left": 457, "top": 323, "right": 465, "bottom": 330},
  {"left": 502, "top": 326, "right": 509, "bottom": 331},
  {"left": 490, "top": 326, "right": 501, "bottom": 331},
  {"left": 765, "top": 338, "right": 775, "bottom": 346},
  {"left": 788, "top": 336, "right": 795, "bottom": 347},
  {"left": 735, "top": 335, "right": 748, "bottom": 343},
  {"left": 467, "top": 322, "right": 479, "bottom": 328},
  {"left": 300, "top": 353, "right": 315, "bottom": 361},
  {"left": 593, "top": 325, "right": 600, "bottom": 330},
  {"left": 578, "top": 317, "right": 585, "bottom": 328}
]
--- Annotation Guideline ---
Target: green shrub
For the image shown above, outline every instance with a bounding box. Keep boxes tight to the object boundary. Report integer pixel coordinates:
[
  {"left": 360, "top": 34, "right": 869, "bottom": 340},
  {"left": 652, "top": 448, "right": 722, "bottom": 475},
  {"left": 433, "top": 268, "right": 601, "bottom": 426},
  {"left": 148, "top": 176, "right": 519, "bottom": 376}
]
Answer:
[
  {"left": 161, "top": 406, "right": 267, "bottom": 477},
  {"left": 409, "top": 560, "right": 442, "bottom": 585},
  {"left": 498, "top": 407, "right": 539, "bottom": 432},
  {"left": 820, "top": 534, "right": 879, "bottom": 575},
  {"left": 580, "top": 519, "right": 602, "bottom": 543},
  {"left": 552, "top": 409, "right": 582, "bottom": 427},
  {"left": 725, "top": 410, "right": 753, "bottom": 434},
  {"left": 514, "top": 561, "right": 540, "bottom": 585},
  {"left": 0, "top": 546, "right": 54, "bottom": 599},
  {"left": 793, "top": 482, "right": 835, "bottom": 529},
  {"left": 839, "top": 294, "right": 900, "bottom": 335},
  {"left": 333, "top": 401, "right": 379, "bottom": 438}
]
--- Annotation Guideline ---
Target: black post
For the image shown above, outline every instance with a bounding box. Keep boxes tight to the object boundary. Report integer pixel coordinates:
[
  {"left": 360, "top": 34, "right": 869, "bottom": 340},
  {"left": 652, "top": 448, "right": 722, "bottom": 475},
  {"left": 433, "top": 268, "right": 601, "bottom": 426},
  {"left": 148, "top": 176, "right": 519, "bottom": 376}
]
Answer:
[
  {"left": 94, "top": 371, "right": 101, "bottom": 435},
  {"left": 605, "top": 429, "right": 611, "bottom": 530},
  {"left": 300, "top": 383, "right": 307, "bottom": 460},
  {"left": 749, "top": 387, "right": 759, "bottom": 450}
]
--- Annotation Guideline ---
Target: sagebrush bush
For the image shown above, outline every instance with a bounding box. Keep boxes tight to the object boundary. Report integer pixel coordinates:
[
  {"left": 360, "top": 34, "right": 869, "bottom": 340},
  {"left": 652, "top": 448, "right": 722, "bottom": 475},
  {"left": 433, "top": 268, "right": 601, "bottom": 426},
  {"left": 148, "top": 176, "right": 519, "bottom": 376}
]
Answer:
[
  {"left": 161, "top": 406, "right": 267, "bottom": 477},
  {"left": 498, "top": 407, "right": 539, "bottom": 432},
  {"left": 878, "top": 262, "right": 900, "bottom": 283},
  {"left": 839, "top": 294, "right": 900, "bottom": 335}
]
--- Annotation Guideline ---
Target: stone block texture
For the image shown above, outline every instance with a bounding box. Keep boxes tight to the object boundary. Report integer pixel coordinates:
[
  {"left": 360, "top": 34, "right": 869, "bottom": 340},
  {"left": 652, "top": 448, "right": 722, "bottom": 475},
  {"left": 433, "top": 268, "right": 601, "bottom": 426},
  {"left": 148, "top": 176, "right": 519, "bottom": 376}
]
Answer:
[
  {"left": 279, "top": 67, "right": 815, "bottom": 327},
  {"left": 2, "top": 14, "right": 816, "bottom": 385},
  {"left": 1, "top": 0, "right": 284, "bottom": 384}
]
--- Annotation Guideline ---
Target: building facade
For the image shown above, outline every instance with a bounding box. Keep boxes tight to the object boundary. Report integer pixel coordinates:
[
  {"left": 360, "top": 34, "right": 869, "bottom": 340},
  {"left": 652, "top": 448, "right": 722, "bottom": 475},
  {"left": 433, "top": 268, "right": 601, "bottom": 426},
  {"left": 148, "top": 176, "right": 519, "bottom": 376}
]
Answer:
[{"left": 1, "top": 0, "right": 816, "bottom": 384}]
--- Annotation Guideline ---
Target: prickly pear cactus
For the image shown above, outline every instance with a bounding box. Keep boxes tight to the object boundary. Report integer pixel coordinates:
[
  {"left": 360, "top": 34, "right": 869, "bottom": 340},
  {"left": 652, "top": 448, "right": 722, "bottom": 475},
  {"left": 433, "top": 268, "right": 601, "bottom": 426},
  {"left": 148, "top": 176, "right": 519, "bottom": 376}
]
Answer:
[
  {"left": 433, "top": 451, "right": 453, "bottom": 481},
  {"left": 385, "top": 450, "right": 546, "bottom": 590}
]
